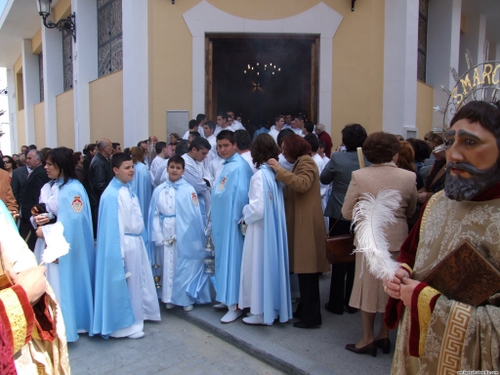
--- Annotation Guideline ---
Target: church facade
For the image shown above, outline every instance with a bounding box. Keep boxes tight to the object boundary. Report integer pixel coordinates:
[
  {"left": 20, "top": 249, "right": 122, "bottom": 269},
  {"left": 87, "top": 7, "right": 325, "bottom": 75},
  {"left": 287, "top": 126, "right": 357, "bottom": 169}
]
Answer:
[{"left": 0, "top": 0, "right": 498, "bottom": 151}]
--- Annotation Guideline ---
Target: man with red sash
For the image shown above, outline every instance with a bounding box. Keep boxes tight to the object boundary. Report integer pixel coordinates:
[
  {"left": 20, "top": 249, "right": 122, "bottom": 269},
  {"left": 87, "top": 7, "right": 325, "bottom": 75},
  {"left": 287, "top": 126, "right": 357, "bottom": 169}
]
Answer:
[{"left": 384, "top": 101, "right": 500, "bottom": 374}]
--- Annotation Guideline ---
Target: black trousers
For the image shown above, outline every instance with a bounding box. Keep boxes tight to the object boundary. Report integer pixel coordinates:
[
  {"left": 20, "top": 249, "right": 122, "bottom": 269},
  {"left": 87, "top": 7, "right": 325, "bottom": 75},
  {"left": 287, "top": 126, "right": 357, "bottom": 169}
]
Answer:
[
  {"left": 296, "top": 273, "right": 322, "bottom": 326},
  {"left": 326, "top": 218, "right": 355, "bottom": 312},
  {"left": 90, "top": 203, "right": 99, "bottom": 238}
]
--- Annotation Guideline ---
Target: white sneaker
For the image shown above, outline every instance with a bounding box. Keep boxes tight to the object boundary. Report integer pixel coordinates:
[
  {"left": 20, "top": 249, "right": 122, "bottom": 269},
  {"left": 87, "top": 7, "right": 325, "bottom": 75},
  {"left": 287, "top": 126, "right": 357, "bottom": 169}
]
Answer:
[
  {"left": 165, "top": 303, "right": 175, "bottom": 310},
  {"left": 242, "top": 314, "right": 271, "bottom": 326},
  {"left": 183, "top": 305, "right": 194, "bottom": 312},
  {"left": 220, "top": 309, "right": 243, "bottom": 323},
  {"left": 213, "top": 303, "right": 227, "bottom": 311},
  {"left": 128, "top": 331, "right": 145, "bottom": 339}
]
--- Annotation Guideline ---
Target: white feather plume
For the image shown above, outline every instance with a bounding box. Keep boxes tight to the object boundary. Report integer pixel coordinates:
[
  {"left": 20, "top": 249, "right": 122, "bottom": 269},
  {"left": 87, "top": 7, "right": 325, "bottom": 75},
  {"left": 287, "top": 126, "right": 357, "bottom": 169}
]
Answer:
[
  {"left": 351, "top": 188, "right": 401, "bottom": 280},
  {"left": 41, "top": 222, "right": 70, "bottom": 264}
]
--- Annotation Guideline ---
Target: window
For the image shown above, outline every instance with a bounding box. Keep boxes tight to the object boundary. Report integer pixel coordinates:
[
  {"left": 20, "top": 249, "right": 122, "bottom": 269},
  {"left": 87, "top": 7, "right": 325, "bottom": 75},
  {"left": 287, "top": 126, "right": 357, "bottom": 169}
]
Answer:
[
  {"left": 97, "top": 0, "right": 122, "bottom": 78},
  {"left": 417, "top": 0, "right": 429, "bottom": 82},
  {"left": 38, "top": 53, "right": 44, "bottom": 101},
  {"left": 62, "top": 29, "right": 73, "bottom": 91}
]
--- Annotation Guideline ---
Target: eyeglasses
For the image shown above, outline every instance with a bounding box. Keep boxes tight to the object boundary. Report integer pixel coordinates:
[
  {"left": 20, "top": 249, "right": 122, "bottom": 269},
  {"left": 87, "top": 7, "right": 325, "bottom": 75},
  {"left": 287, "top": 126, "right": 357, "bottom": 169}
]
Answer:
[{"left": 3, "top": 160, "right": 10, "bottom": 164}]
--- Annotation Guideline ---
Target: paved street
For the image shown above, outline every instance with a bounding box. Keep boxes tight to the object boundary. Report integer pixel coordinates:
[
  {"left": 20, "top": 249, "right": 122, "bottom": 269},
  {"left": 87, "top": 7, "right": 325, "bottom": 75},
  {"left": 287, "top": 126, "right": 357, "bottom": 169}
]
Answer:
[
  {"left": 68, "top": 272, "right": 394, "bottom": 375},
  {"left": 69, "top": 311, "right": 283, "bottom": 375}
]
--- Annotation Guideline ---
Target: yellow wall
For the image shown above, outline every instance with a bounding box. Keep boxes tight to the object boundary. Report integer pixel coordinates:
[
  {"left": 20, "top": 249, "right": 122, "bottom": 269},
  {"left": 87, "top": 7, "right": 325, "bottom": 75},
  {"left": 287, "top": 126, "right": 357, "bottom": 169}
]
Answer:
[
  {"left": 56, "top": 90, "right": 75, "bottom": 149},
  {"left": 416, "top": 81, "right": 434, "bottom": 137},
  {"left": 148, "top": 0, "right": 386, "bottom": 145},
  {"left": 54, "top": 0, "right": 72, "bottom": 21},
  {"left": 330, "top": 1, "right": 385, "bottom": 145},
  {"left": 32, "top": 30, "right": 42, "bottom": 55},
  {"left": 14, "top": 56, "right": 23, "bottom": 112},
  {"left": 16, "top": 109, "right": 26, "bottom": 149},
  {"left": 33, "top": 102, "right": 46, "bottom": 147},
  {"left": 89, "top": 70, "right": 124, "bottom": 144}
]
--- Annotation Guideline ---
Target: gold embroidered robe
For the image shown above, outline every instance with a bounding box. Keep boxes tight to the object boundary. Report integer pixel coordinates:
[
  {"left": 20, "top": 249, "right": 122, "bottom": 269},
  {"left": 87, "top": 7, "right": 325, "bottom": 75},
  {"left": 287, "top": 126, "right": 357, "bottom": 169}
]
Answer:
[{"left": 392, "top": 191, "right": 500, "bottom": 375}]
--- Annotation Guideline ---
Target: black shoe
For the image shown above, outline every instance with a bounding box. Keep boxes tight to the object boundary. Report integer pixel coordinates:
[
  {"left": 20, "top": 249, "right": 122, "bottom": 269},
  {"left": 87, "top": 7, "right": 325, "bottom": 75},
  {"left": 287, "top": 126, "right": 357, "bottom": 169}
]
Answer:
[
  {"left": 345, "top": 342, "right": 377, "bottom": 357},
  {"left": 324, "top": 303, "right": 343, "bottom": 315},
  {"left": 344, "top": 306, "right": 359, "bottom": 314},
  {"left": 293, "top": 302, "right": 303, "bottom": 318},
  {"left": 375, "top": 338, "right": 391, "bottom": 354},
  {"left": 293, "top": 321, "right": 321, "bottom": 329}
]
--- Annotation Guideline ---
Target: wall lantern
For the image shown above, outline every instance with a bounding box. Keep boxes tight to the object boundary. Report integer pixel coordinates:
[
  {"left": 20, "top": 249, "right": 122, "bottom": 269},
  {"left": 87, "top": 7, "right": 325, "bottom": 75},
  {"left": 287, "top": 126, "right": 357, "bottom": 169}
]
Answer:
[{"left": 36, "top": 0, "right": 76, "bottom": 42}]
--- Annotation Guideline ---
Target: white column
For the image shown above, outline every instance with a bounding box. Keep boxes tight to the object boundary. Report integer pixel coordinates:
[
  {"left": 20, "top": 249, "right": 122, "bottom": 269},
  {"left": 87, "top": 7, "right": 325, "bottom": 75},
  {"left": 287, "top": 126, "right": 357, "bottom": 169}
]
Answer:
[
  {"left": 427, "top": 0, "right": 462, "bottom": 129},
  {"left": 22, "top": 39, "right": 40, "bottom": 145},
  {"left": 6, "top": 68, "right": 17, "bottom": 152},
  {"left": 72, "top": 0, "right": 98, "bottom": 150},
  {"left": 41, "top": 21, "right": 64, "bottom": 147},
  {"left": 122, "top": 0, "right": 149, "bottom": 146},
  {"left": 382, "top": 0, "right": 419, "bottom": 135}
]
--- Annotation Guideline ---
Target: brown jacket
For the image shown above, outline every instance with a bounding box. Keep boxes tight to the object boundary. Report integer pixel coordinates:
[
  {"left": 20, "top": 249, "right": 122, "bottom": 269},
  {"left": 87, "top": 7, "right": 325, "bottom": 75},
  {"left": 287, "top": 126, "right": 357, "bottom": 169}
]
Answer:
[
  {"left": 0, "top": 169, "right": 17, "bottom": 214},
  {"left": 275, "top": 155, "right": 330, "bottom": 274}
]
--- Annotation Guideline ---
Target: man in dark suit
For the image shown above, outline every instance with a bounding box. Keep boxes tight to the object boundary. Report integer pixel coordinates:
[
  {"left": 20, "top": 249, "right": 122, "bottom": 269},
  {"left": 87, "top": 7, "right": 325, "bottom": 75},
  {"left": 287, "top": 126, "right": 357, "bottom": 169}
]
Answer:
[
  {"left": 10, "top": 163, "right": 29, "bottom": 204},
  {"left": 19, "top": 150, "right": 50, "bottom": 250},
  {"left": 88, "top": 138, "right": 114, "bottom": 236}
]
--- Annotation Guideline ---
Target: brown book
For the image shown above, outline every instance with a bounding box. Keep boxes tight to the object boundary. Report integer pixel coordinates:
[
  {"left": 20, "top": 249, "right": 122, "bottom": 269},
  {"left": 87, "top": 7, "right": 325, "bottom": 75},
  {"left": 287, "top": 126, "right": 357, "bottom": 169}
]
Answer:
[{"left": 422, "top": 239, "right": 500, "bottom": 306}]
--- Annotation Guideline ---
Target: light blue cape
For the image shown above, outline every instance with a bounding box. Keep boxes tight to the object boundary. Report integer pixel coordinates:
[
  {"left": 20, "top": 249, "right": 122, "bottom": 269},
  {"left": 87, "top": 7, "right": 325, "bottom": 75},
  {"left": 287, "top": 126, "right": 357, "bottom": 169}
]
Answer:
[
  {"left": 131, "top": 161, "right": 153, "bottom": 229},
  {"left": 54, "top": 179, "right": 95, "bottom": 342},
  {"left": 92, "top": 178, "right": 135, "bottom": 338},
  {"left": 0, "top": 199, "right": 16, "bottom": 229},
  {"left": 147, "top": 177, "right": 212, "bottom": 306},
  {"left": 211, "top": 153, "right": 253, "bottom": 306},
  {"left": 260, "top": 165, "right": 292, "bottom": 324}
]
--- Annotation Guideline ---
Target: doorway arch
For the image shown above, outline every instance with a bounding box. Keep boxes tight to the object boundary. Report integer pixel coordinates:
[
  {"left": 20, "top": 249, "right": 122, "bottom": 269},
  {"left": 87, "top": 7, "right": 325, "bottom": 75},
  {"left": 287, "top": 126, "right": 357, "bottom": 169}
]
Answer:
[{"left": 183, "top": 1, "right": 343, "bottom": 127}]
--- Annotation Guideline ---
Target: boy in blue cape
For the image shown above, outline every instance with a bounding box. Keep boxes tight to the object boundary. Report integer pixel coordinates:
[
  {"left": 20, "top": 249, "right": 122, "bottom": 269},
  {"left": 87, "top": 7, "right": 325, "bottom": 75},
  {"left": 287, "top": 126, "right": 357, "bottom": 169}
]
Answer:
[
  {"left": 148, "top": 155, "right": 212, "bottom": 311},
  {"left": 93, "top": 153, "right": 160, "bottom": 339},
  {"left": 211, "top": 130, "right": 253, "bottom": 323}
]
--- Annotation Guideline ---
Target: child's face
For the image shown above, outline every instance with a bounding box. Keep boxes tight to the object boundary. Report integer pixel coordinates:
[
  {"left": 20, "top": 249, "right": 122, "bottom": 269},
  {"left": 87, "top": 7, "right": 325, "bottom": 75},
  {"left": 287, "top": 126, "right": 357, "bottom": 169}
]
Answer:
[
  {"left": 113, "top": 160, "right": 134, "bottom": 183},
  {"left": 168, "top": 162, "right": 184, "bottom": 182}
]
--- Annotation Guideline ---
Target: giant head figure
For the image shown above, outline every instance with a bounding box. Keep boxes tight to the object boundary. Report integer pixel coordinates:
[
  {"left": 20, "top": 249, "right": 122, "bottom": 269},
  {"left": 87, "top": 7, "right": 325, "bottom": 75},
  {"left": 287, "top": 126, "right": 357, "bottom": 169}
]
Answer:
[{"left": 444, "top": 101, "right": 500, "bottom": 201}]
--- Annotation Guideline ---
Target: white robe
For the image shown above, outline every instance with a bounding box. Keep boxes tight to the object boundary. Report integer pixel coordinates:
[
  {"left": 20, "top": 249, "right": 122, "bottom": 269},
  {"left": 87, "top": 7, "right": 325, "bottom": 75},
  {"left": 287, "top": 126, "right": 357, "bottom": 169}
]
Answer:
[
  {"left": 312, "top": 153, "right": 330, "bottom": 231},
  {"left": 181, "top": 154, "right": 211, "bottom": 218},
  {"left": 149, "top": 156, "right": 168, "bottom": 186},
  {"left": 33, "top": 183, "right": 62, "bottom": 304},
  {"left": 238, "top": 171, "right": 266, "bottom": 313},
  {"left": 206, "top": 155, "right": 225, "bottom": 188},
  {"left": 231, "top": 120, "right": 245, "bottom": 131},
  {"left": 214, "top": 125, "right": 235, "bottom": 137},
  {"left": 268, "top": 127, "right": 280, "bottom": 143},
  {"left": 278, "top": 154, "right": 294, "bottom": 171},
  {"left": 151, "top": 186, "right": 177, "bottom": 304},
  {"left": 239, "top": 151, "right": 257, "bottom": 174},
  {"left": 110, "top": 187, "right": 159, "bottom": 337}
]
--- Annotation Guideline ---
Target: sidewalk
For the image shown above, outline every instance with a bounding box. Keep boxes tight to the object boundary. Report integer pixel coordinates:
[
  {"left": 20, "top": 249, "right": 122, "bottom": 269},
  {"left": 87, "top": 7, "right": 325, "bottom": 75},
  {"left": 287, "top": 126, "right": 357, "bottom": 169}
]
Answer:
[{"left": 170, "top": 272, "right": 395, "bottom": 375}]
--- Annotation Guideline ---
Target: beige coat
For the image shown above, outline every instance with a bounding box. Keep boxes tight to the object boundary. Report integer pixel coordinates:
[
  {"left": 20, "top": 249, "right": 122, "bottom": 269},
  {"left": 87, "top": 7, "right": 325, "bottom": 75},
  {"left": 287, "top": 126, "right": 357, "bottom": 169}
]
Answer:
[
  {"left": 342, "top": 163, "right": 417, "bottom": 312},
  {"left": 275, "top": 155, "right": 330, "bottom": 274}
]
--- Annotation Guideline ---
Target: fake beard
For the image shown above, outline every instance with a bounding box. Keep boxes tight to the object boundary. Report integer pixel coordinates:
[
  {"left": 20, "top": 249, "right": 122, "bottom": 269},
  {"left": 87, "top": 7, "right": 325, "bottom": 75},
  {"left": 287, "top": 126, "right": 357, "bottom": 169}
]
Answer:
[{"left": 444, "top": 161, "right": 500, "bottom": 201}]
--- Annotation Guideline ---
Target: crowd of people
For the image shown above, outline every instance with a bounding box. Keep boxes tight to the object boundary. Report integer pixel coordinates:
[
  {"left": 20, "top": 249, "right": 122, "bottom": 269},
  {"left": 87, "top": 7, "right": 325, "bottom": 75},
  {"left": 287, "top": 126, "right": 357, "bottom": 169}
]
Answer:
[{"left": 1, "top": 101, "right": 500, "bottom": 374}]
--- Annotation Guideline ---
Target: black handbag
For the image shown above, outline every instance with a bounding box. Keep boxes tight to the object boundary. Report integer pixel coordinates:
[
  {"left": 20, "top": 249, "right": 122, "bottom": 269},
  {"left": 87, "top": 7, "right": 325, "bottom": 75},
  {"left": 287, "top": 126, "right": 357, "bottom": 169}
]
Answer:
[{"left": 325, "top": 216, "right": 355, "bottom": 264}]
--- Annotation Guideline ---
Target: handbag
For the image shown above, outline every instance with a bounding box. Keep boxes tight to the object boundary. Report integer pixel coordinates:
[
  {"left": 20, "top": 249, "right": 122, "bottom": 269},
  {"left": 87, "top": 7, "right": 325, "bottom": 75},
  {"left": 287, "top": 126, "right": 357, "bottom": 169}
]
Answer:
[{"left": 325, "top": 216, "right": 355, "bottom": 264}]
